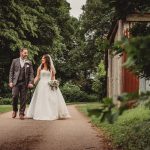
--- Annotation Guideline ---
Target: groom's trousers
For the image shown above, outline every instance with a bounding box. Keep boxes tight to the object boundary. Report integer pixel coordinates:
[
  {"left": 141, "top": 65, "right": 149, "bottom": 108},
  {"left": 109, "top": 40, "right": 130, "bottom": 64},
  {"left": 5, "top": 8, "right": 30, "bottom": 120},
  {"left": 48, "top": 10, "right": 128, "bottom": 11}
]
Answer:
[{"left": 12, "top": 82, "right": 27, "bottom": 115}]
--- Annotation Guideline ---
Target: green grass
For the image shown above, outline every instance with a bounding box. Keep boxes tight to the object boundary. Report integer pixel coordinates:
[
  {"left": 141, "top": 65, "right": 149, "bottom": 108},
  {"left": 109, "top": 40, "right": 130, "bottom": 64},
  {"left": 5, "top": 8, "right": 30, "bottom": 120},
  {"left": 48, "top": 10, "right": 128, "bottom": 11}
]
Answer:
[
  {"left": 77, "top": 102, "right": 150, "bottom": 150},
  {"left": 0, "top": 105, "right": 12, "bottom": 113}
]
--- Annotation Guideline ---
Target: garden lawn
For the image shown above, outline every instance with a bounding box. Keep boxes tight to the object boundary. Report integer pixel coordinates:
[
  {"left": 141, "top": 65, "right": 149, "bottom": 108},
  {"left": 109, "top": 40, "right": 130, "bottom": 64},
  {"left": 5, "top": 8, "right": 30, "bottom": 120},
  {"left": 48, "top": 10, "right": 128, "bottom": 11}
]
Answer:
[
  {"left": 77, "top": 102, "right": 150, "bottom": 150},
  {"left": 0, "top": 105, "right": 12, "bottom": 114}
]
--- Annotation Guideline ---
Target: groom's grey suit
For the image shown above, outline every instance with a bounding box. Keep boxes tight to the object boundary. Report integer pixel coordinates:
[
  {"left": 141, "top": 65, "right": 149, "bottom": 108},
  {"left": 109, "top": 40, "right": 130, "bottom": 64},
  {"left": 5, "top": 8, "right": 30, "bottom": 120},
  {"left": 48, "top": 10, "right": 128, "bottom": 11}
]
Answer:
[{"left": 9, "top": 58, "right": 34, "bottom": 115}]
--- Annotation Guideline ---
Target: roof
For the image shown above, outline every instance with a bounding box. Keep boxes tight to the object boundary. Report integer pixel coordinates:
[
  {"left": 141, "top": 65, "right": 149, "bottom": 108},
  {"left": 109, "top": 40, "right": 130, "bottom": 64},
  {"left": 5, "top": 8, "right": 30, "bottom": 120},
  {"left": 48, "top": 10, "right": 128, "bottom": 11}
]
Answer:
[{"left": 107, "top": 13, "right": 150, "bottom": 44}]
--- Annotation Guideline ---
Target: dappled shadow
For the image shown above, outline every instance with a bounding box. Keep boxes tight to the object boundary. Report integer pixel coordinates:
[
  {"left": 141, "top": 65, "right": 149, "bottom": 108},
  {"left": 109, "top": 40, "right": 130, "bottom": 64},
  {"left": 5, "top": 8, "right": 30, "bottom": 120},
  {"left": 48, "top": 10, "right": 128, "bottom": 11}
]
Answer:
[{"left": 0, "top": 135, "right": 43, "bottom": 150}]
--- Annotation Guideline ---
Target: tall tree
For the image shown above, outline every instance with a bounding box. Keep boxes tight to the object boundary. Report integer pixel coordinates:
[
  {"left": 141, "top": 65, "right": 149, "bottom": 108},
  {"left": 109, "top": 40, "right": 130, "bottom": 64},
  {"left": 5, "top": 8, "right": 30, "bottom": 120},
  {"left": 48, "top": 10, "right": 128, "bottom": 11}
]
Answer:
[{"left": 0, "top": 0, "right": 78, "bottom": 95}]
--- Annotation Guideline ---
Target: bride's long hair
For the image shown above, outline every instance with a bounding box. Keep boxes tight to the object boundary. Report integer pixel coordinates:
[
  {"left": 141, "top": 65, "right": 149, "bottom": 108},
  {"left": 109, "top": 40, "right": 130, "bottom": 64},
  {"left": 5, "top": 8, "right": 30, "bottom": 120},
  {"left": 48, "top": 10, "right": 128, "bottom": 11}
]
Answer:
[{"left": 41, "top": 54, "right": 51, "bottom": 71}]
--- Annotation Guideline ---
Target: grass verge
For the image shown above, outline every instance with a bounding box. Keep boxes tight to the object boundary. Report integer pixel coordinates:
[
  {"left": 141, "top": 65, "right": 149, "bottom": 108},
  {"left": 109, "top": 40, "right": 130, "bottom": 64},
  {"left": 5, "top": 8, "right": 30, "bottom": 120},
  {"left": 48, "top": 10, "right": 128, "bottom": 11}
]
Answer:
[
  {"left": 0, "top": 105, "right": 12, "bottom": 114},
  {"left": 77, "top": 102, "right": 150, "bottom": 150}
]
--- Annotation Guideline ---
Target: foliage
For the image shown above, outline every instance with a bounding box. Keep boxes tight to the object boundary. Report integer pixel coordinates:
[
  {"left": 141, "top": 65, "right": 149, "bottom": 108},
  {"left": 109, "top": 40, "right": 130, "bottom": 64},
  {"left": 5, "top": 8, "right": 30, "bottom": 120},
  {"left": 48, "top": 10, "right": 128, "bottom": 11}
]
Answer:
[
  {"left": 108, "top": 106, "right": 150, "bottom": 150},
  {"left": 123, "top": 35, "right": 150, "bottom": 78},
  {"left": 92, "top": 60, "right": 106, "bottom": 99},
  {"left": 77, "top": 0, "right": 114, "bottom": 96},
  {"left": 0, "top": 105, "right": 12, "bottom": 113},
  {"left": 0, "top": 0, "right": 40, "bottom": 58},
  {"left": 98, "top": 97, "right": 115, "bottom": 123},
  {"left": 1, "top": 0, "right": 109, "bottom": 95},
  {"left": 92, "top": 92, "right": 144, "bottom": 124},
  {"left": 77, "top": 102, "right": 150, "bottom": 150},
  {"left": 0, "top": 0, "right": 84, "bottom": 94},
  {"left": 106, "top": 1, "right": 150, "bottom": 80},
  {"left": 0, "top": 98, "right": 12, "bottom": 105},
  {"left": 60, "top": 82, "right": 98, "bottom": 103},
  {"left": 117, "top": 92, "right": 139, "bottom": 102},
  {"left": 81, "top": 0, "right": 114, "bottom": 38},
  {"left": 0, "top": 0, "right": 73, "bottom": 59},
  {"left": 77, "top": 0, "right": 150, "bottom": 95},
  {"left": 1, "top": 0, "right": 149, "bottom": 98},
  {"left": 130, "top": 23, "right": 150, "bottom": 37},
  {"left": 123, "top": 23, "right": 150, "bottom": 78},
  {"left": 110, "top": 39, "right": 125, "bottom": 55},
  {"left": 87, "top": 91, "right": 150, "bottom": 125},
  {"left": 111, "top": 22, "right": 150, "bottom": 78},
  {"left": 103, "top": 0, "right": 150, "bottom": 19},
  {"left": 80, "top": 0, "right": 114, "bottom": 64},
  {"left": 0, "top": 80, "right": 11, "bottom": 98}
]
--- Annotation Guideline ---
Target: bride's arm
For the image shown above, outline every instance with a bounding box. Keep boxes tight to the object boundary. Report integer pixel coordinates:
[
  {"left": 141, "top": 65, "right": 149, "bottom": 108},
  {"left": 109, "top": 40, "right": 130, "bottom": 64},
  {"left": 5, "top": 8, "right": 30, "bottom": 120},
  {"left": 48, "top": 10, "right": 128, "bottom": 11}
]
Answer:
[
  {"left": 34, "top": 67, "right": 41, "bottom": 85},
  {"left": 51, "top": 70, "right": 55, "bottom": 80}
]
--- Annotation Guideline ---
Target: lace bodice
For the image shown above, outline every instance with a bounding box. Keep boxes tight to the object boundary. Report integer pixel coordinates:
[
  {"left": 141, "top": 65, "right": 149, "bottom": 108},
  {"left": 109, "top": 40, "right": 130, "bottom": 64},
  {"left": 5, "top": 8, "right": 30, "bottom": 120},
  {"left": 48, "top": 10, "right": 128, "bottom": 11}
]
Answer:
[{"left": 40, "top": 70, "right": 51, "bottom": 80}]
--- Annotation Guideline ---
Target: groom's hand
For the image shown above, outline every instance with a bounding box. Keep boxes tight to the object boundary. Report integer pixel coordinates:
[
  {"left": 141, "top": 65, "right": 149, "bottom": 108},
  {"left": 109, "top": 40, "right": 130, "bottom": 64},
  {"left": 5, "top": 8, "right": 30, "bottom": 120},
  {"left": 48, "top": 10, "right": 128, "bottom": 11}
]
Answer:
[
  {"left": 28, "top": 83, "right": 34, "bottom": 89},
  {"left": 9, "top": 82, "right": 14, "bottom": 88}
]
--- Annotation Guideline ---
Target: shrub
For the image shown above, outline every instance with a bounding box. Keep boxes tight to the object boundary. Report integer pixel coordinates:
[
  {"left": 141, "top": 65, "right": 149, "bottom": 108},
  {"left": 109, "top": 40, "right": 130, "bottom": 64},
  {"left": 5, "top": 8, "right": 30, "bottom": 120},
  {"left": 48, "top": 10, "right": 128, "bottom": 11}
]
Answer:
[
  {"left": 78, "top": 103, "right": 150, "bottom": 150},
  {"left": 0, "top": 98, "right": 12, "bottom": 105},
  {"left": 61, "top": 82, "right": 98, "bottom": 103},
  {"left": 123, "top": 121, "right": 150, "bottom": 150},
  {"left": 104, "top": 106, "right": 150, "bottom": 150},
  {"left": 92, "top": 61, "right": 106, "bottom": 99}
]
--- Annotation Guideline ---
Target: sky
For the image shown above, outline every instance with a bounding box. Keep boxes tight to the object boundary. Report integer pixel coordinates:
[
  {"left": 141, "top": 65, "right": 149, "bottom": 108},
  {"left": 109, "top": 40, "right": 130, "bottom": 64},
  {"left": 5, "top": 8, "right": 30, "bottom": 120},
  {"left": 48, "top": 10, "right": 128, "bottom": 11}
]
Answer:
[{"left": 66, "top": 0, "right": 86, "bottom": 18}]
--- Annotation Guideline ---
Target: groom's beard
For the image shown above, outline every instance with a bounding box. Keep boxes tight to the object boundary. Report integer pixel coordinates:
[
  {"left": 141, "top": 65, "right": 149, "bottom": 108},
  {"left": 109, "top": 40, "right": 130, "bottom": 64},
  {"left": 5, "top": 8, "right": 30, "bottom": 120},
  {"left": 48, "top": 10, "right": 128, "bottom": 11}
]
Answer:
[{"left": 22, "top": 56, "right": 28, "bottom": 60}]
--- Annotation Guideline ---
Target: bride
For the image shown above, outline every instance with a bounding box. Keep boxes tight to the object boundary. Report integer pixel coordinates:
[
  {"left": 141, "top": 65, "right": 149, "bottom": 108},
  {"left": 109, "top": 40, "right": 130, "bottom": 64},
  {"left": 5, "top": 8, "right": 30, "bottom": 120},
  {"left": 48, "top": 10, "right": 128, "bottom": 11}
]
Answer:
[{"left": 26, "top": 54, "right": 71, "bottom": 120}]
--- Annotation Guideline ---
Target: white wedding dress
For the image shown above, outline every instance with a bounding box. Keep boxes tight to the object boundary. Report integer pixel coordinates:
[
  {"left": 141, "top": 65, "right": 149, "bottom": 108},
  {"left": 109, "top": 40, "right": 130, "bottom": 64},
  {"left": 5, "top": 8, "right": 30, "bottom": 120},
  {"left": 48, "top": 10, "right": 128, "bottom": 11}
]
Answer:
[{"left": 26, "top": 70, "right": 71, "bottom": 120}]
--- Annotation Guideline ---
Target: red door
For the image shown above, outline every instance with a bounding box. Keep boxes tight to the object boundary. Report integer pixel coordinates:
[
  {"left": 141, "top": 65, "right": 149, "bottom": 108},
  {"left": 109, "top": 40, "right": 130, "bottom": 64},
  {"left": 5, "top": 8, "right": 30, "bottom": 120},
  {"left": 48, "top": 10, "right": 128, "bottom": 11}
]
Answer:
[{"left": 122, "top": 52, "right": 139, "bottom": 93}]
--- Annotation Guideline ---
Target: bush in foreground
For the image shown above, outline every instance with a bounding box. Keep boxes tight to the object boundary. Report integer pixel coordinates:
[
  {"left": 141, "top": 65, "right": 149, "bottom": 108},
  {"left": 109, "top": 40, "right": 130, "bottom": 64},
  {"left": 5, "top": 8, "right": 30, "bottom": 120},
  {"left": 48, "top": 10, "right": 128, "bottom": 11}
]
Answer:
[{"left": 77, "top": 103, "right": 150, "bottom": 150}]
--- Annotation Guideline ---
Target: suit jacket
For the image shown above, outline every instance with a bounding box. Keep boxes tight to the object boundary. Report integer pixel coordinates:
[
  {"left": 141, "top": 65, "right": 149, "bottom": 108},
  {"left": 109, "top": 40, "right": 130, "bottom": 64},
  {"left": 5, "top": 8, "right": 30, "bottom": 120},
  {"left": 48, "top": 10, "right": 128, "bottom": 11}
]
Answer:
[{"left": 9, "top": 58, "right": 34, "bottom": 86}]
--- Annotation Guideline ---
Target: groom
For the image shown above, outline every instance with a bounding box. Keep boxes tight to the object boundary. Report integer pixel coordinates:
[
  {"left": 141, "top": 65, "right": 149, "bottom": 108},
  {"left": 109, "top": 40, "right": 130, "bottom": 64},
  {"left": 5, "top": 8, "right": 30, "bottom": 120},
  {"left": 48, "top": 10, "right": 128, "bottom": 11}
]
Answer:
[{"left": 9, "top": 48, "right": 34, "bottom": 120}]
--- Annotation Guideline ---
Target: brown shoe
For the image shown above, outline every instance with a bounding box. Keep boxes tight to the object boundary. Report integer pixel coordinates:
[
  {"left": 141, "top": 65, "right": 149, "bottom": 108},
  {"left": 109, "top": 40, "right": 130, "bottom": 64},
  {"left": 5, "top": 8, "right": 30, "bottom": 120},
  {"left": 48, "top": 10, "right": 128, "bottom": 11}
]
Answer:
[
  {"left": 19, "top": 114, "right": 24, "bottom": 120},
  {"left": 12, "top": 111, "right": 17, "bottom": 118}
]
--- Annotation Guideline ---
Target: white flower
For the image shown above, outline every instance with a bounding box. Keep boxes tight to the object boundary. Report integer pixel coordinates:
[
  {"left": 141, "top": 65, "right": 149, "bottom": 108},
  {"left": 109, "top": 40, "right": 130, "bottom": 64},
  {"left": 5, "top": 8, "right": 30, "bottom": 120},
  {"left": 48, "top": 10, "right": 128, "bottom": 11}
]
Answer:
[
  {"left": 48, "top": 80, "right": 60, "bottom": 90},
  {"left": 25, "top": 60, "right": 31, "bottom": 65}
]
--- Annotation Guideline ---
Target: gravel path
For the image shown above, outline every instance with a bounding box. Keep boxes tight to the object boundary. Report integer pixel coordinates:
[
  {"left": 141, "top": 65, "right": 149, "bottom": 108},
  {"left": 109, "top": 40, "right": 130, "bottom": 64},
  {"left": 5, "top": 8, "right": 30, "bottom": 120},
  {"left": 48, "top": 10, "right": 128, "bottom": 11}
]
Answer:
[{"left": 0, "top": 105, "right": 109, "bottom": 150}]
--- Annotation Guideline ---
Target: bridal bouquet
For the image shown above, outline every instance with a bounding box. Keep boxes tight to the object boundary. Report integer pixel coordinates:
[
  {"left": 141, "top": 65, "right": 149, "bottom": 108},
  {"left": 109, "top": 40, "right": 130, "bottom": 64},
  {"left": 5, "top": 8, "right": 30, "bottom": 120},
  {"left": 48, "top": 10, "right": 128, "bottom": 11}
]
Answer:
[{"left": 48, "top": 80, "right": 60, "bottom": 90}]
